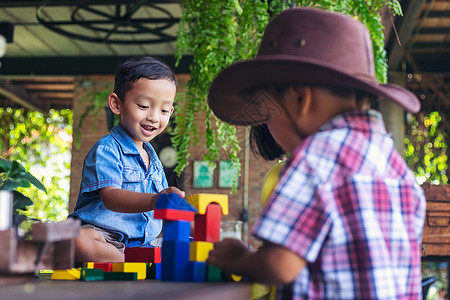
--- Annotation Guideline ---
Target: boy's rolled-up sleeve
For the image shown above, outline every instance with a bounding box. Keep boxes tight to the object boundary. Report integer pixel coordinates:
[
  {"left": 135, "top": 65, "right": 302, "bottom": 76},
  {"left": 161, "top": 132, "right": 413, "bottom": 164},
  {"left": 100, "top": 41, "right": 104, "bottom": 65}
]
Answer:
[{"left": 81, "top": 144, "right": 123, "bottom": 196}]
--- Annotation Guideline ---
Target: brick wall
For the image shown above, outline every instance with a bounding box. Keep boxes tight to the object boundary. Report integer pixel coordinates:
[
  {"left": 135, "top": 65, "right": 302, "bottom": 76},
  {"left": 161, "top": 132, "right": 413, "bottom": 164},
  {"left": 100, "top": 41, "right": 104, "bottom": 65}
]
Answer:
[{"left": 69, "top": 74, "right": 276, "bottom": 247}]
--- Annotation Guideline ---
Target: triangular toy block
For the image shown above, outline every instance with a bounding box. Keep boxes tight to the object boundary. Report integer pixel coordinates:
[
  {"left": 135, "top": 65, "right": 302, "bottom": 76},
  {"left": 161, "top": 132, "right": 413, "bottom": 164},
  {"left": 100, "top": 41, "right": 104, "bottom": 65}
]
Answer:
[
  {"left": 125, "top": 247, "right": 161, "bottom": 263},
  {"left": 187, "top": 194, "right": 229, "bottom": 215},
  {"left": 161, "top": 240, "right": 190, "bottom": 281},
  {"left": 154, "top": 208, "right": 195, "bottom": 221},
  {"left": 194, "top": 203, "right": 222, "bottom": 242},
  {"left": 163, "top": 220, "right": 191, "bottom": 242},
  {"left": 190, "top": 241, "right": 214, "bottom": 262},
  {"left": 155, "top": 193, "right": 197, "bottom": 212},
  {"left": 111, "top": 262, "right": 147, "bottom": 280}
]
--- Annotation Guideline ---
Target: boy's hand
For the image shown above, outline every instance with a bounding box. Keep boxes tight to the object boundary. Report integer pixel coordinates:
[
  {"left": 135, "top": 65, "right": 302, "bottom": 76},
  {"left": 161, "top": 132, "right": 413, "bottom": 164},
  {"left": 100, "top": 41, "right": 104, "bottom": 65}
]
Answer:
[
  {"left": 159, "top": 186, "right": 185, "bottom": 198},
  {"left": 206, "top": 238, "right": 251, "bottom": 274}
]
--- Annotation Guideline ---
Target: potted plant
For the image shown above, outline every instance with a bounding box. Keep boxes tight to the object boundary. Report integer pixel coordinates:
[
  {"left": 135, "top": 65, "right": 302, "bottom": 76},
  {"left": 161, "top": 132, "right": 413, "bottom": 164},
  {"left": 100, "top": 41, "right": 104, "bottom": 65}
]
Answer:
[{"left": 0, "top": 158, "right": 47, "bottom": 220}]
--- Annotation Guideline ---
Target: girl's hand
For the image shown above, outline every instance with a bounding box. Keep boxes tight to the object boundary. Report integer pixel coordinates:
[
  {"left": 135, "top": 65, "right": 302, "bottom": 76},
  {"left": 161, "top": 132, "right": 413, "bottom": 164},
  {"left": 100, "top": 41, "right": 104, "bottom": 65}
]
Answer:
[{"left": 206, "top": 238, "right": 251, "bottom": 274}]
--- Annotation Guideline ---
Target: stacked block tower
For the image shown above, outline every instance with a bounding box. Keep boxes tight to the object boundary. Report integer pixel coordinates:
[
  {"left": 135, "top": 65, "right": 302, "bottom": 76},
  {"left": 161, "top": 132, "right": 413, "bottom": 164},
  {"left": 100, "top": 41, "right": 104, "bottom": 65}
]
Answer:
[
  {"left": 51, "top": 193, "right": 231, "bottom": 282},
  {"left": 153, "top": 193, "right": 228, "bottom": 282}
]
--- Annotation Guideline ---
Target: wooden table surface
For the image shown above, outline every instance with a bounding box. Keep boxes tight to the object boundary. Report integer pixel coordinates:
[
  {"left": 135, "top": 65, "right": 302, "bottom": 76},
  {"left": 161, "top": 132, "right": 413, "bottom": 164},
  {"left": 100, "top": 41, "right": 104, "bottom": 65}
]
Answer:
[{"left": 0, "top": 275, "right": 253, "bottom": 300}]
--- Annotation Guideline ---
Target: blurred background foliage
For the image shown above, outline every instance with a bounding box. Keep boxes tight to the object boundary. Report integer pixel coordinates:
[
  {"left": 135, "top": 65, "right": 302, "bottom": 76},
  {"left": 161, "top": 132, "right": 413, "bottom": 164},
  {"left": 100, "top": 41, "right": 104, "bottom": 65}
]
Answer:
[{"left": 0, "top": 107, "right": 72, "bottom": 221}]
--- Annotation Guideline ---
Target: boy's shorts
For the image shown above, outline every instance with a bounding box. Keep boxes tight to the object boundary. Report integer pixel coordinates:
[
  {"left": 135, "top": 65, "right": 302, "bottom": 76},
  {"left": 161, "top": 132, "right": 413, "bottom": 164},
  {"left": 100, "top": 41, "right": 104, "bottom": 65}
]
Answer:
[{"left": 80, "top": 224, "right": 125, "bottom": 253}]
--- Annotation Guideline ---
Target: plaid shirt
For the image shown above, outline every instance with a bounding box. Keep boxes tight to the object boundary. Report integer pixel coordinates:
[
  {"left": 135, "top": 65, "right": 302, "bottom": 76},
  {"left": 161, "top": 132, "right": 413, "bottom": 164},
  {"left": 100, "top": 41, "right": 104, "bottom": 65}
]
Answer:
[{"left": 252, "top": 110, "right": 425, "bottom": 300}]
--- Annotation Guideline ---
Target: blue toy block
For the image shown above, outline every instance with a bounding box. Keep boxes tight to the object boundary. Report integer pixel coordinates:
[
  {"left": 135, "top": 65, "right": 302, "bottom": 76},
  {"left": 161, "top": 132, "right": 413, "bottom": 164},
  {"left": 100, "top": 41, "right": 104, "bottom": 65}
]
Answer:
[
  {"left": 155, "top": 193, "right": 197, "bottom": 212},
  {"left": 149, "top": 262, "right": 162, "bottom": 280},
  {"left": 189, "top": 261, "right": 207, "bottom": 282},
  {"left": 163, "top": 220, "right": 190, "bottom": 242},
  {"left": 161, "top": 240, "right": 190, "bottom": 281}
]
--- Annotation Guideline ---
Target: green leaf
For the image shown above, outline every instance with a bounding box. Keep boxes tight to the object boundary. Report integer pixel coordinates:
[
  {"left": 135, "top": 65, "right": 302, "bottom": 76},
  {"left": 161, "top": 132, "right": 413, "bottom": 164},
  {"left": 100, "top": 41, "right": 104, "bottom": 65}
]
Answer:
[
  {"left": 22, "top": 172, "right": 47, "bottom": 193},
  {"left": 12, "top": 190, "right": 33, "bottom": 211},
  {"left": 1, "top": 178, "right": 30, "bottom": 191},
  {"left": 0, "top": 158, "right": 12, "bottom": 172}
]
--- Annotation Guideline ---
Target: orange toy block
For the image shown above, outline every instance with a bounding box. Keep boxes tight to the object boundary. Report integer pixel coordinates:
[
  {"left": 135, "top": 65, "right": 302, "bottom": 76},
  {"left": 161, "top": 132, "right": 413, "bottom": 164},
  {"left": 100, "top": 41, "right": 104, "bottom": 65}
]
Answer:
[
  {"left": 190, "top": 241, "right": 214, "bottom": 262},
  {"left": 125, "top": 247, "right": 161, "bottom": 263},
  {"left": 111, "top": 262, "right": 147, "bottom": 280},
  {"left": 194, "top": 203, "right": 222, "bottom": 242},
  {"left": 187, "top": 194, "right": 229, "bottom": 215}
]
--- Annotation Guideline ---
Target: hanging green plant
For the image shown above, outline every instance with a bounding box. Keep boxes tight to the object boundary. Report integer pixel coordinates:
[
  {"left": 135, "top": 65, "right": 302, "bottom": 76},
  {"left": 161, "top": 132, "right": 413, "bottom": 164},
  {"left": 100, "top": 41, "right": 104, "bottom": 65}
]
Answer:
[{"left": 173, "top": 0, "right": 402, "bottom": 190}]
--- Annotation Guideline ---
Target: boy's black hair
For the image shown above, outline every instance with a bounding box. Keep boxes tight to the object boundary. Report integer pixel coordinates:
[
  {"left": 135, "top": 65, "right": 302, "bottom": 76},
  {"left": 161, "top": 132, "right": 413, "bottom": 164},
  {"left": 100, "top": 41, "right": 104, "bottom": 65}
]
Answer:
[
  {"left": 114, "top": 56, "right": 176, "bottom": 101},
  {"left": 250, "top": 124, "right": 285, "bottom": 161}
]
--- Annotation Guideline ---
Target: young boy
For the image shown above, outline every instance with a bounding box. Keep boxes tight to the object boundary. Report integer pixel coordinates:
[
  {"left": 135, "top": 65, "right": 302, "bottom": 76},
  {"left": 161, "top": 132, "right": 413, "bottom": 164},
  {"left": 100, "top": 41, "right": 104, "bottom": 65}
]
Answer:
[
  {"left": 69, "top": 57, "right": 184, "bottom": 263},
  {"left": 207, "top": 7, "right": 426, "bottom": 299}
]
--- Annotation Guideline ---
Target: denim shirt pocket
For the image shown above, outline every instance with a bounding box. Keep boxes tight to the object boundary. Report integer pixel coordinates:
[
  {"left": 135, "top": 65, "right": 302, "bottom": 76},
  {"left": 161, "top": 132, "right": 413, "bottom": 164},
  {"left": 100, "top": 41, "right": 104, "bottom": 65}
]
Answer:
[{"left": 122, "top": 167, "right": 145, "bottom": 192}]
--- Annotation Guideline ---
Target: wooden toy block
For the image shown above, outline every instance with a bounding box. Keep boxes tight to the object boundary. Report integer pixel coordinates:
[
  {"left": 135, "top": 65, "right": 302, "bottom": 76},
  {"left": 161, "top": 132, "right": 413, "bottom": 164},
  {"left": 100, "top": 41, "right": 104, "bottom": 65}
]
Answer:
[
  {"left": 163, "top": 220, "right": 191, "bottom": 242},
  {"left": 154, "top": 208, "right": 195, "bottom": 221},
  {"left": 189, "top": 261, "right": 206, "bottom": 282},
  {"left": 111, "top": 262, "right": 147, "bottom": 280},
  {"left": 223, "top": 273, "right": 243, "bottom": 282},
  {"left": 125, "top": 247, "right": 161, "bottom": 263},
  {"left": 83, "top": 262, "right": 94, "bottom": 269},
  {"left": 155, "top": 193, "right": 197, "bottom": 212},
  {"left": 93, "top": 262, "right": 112, "bottom": 272},
  {"left": 187, "top": 194, "right": 229, "bottom": 215},
  {"left": 149, "top": 262, "right": 162, "bottom": 280},
  {"left": 207, "top": 264, "right": 223, "bottom": 282},
  {"left": 190, "top": 241, "right": 213, "bottom": 262},
  {"left": 103, "top": 271, "right": 138, "bottom": 281},
  {"left": 51, "top": 268, "right": 80, "bottom": 280},
  {"left": 161, "top": 240, "right": 190, "bottom": 281},
  {"left": 194, "top": 203, "right": 222, "bottom": 242},
  {"left": 80, "top": 268, "right": 104, "bottom": 281}
]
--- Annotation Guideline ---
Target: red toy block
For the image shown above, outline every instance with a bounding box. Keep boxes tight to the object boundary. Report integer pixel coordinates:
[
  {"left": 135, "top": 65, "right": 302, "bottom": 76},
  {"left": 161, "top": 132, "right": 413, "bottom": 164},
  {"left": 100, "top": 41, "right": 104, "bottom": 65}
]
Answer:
[
  {"left": 93, "top": 262, "right": 112, "bottom": 272},
  {"left": 125, "top": 247, "right": 161, "bottom": 263},
  {"left": 154, "top": 208, "right": 195, "bottom": 221},
  {"left": 194, "top": 203, "right": 222, "bottom": 242}
]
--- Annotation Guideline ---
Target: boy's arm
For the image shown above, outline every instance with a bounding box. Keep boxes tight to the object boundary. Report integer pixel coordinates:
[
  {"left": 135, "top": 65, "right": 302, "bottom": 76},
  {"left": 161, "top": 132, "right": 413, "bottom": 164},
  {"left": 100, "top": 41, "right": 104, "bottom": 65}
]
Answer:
[
  {"left": 207, "top": 238, "right": 306, "bottom": 285},
  {"left": 99, "top": 186, "right": 185, "bottom": 213}
]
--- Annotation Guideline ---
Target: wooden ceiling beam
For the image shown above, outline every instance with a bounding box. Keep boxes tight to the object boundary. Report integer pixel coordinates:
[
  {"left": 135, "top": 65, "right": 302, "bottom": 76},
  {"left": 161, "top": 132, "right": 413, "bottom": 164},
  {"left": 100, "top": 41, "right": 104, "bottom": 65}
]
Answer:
[{"left": 388, "top": 0, "right": 428, "bottom": 71}]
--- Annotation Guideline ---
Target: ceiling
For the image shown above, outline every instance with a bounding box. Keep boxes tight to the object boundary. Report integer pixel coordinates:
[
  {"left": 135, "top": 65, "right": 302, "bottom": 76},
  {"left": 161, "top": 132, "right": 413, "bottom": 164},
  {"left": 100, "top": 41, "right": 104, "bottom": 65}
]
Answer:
[{"left": 0, "top": 0, "right": 448, "bottom": 113}]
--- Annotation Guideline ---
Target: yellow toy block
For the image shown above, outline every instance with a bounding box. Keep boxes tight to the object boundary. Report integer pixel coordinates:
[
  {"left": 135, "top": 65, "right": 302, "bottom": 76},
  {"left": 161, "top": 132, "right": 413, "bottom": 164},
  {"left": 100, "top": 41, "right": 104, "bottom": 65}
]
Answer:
[
  {"left": 190, "top": 241, "right": 214, "bottom": 262},
  {"left": 51, "top": 268, "right": 81, "bottom": 280},
  {"left": 111, "top": 262, "right": 147, "bottom": 280},
  {"left": 83, "top": 262, "right": 94, "bottom": 269},
  {"left": 187, "top": 194, "right": 229, "bottom": 215}
]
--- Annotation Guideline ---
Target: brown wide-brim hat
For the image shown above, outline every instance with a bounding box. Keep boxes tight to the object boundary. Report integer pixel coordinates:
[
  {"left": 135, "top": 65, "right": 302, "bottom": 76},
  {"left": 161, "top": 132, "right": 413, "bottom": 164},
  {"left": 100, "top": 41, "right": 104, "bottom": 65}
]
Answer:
[{"left": 208, "top": 7, "right": 420, "bottom": 126}]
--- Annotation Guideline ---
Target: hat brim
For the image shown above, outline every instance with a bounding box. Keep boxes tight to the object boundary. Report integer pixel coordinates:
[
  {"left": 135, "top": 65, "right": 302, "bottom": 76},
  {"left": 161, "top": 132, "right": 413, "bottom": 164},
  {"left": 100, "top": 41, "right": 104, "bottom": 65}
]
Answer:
[{"left": 208, "top": 55, "right": 420, "bottom": 126}]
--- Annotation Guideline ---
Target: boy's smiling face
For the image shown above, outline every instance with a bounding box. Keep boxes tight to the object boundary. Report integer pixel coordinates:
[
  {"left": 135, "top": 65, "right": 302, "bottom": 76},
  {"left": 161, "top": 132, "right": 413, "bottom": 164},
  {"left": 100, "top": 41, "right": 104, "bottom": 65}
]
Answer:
[{"left": 109, "top": 78, "right": 176, "bottom": 146}]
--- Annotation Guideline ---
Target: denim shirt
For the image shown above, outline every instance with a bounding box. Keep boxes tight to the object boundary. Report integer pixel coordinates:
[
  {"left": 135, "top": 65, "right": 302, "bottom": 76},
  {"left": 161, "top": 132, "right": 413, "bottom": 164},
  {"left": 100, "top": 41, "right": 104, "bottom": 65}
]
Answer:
[{"left": 69, "top": 124, "right": 167, "bottom": 247}]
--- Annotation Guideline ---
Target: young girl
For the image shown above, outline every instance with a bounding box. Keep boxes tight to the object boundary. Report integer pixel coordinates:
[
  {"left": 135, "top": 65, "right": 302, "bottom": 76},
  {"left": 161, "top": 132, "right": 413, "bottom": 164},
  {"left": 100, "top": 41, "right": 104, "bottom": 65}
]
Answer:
[{"left": 207, "top": 7, "right": 425, "bottom": 299}]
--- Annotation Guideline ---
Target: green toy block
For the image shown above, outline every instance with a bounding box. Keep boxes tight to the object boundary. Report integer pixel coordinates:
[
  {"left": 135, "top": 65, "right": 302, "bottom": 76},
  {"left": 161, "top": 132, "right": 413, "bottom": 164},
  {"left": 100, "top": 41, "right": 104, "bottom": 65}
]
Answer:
[
  {"left": 80, "top": 268, "right": 104, "bottom": 281},
  {"left": 103, "top": 272, "right": 138, "bottom": 281},
  {"left": 207, "top": 264, "right": 223, "bottom": 282}
]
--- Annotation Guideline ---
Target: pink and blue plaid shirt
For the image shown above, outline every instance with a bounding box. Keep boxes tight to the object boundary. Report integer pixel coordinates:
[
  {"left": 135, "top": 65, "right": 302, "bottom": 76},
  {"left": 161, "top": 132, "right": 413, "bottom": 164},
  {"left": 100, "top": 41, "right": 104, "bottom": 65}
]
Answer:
[{"left": 252, "top": 110, "right": 426, "bottom": 300}]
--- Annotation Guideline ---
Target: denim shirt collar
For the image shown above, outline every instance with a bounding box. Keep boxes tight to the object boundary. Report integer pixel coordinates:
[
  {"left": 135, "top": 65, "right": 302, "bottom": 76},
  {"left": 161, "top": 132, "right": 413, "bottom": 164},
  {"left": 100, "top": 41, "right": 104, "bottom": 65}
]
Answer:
[{"left": 110, "top": 124, "right": 163, "bottom": 170}]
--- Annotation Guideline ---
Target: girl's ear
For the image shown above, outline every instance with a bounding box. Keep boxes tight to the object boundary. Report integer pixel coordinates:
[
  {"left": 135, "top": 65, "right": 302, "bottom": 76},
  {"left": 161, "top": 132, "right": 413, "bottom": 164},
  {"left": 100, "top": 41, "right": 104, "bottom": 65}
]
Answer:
[
  {"left": 108, "top": 93, "right": 121, "bottom": 115},
  {"left": 292, "top": 86, "right": 312, "bottom": 117}
]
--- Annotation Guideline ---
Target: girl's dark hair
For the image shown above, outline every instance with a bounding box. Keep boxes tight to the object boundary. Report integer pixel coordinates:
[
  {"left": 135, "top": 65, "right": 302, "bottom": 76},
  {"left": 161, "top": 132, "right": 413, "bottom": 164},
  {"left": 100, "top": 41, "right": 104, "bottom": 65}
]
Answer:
[
  {"left": 250, "top": 124, "right": 285, "bottom": 161},
  {"left": 114, "top": 56, "right": 176, "bottom": 101}
]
